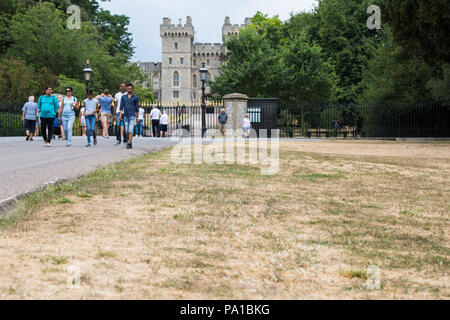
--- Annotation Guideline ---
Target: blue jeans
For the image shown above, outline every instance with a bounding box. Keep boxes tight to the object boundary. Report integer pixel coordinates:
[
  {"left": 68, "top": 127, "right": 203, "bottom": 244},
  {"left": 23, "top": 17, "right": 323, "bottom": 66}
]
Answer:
[
  {"left": 124, "top": 117, "right": 135, "bottom": 135},
  {"left": 62, "top": 114, "right": 75, "bottom": 145},
  {"left": 116, "top": 113, "right": 127, "bottom": 143},
  {"left": 135, "top": 120, "right": 143, "bottom": 136},
  {"left": 86, "top": 115, "right": 97, "bottom": 144}
]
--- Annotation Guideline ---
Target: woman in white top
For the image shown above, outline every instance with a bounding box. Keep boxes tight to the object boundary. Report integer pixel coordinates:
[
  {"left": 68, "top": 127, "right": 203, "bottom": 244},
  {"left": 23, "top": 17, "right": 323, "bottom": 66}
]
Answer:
[
  {"left": 242, "top": 114, "right": 251, "bottom": 139},
  {"left": 136, "top": 106, "right": 145, "bottom": 137},
  {"left": 79, "top": 106, "right": 87, "bottom": 136}
]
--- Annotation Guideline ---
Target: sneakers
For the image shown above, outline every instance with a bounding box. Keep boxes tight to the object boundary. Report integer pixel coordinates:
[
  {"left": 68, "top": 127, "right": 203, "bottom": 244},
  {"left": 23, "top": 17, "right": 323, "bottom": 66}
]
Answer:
[
  {"left": 26, "top": 136, "right": 30, "bottom": 141},
  {"left": 115, "top": 141, "right": 121, "bottom": 146},
  {"left": 85, "top": 143, "right": 91, "bottom": 147},
  {"left": 94, "top": 139, "right": 97, "bottom": 146},
  {"left": 66, "top": 143, "right": 71, "bottom": 147},
  {"left": 44, "top": 142, "right": 51, "bottom": 147},
  {"left": 126, "top": 144, "right": 132, "bottom": 149},
  {"left": 30, "top": 137, "right": 34, "bottom": 142}
]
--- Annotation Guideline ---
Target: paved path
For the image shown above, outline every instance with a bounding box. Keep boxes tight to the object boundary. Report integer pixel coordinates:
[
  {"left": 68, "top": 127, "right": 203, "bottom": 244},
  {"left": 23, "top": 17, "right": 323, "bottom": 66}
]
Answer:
[{"left": 0, "top": 136, "right": 177, "bottom": 208}]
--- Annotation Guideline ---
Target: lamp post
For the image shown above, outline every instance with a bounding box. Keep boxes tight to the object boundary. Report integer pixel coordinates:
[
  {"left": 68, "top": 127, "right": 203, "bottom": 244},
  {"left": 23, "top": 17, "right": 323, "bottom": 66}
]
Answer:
[
  {"left": 199, "top": 61, "right": 208, "bottom": 138},
  {"left": 82, "top": 59, "right": 93, "bottom": 97}
]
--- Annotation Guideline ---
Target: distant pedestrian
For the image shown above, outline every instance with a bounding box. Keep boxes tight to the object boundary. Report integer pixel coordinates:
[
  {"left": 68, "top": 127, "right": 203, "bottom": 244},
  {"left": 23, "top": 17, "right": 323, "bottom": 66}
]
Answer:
[
  {"left": 160, "top": 111, "right": 169, "bottom": 138},
  {"left": 242, "top": 114, "right": 251, "bottom": 139},
  {"left": 114, "top": 82, "right": 128, "bottom": 145},
  {"left": 79, "top": 106, "right": 87, "bottom": 136},
  {"left": 150, "top": 105, "right": 161, "bottom": 137},
  {"left": 37, "top": 87, "right": 60, "bottom": 147},
  {"left": 120, "top": 83, "right": 139, "bottom": 149},
  {"left": 34, "top": 118, "right": 40, "bottom": 137},
  {"left": 83, "top": 90, "right": 99, "bottom": 147},
  {"left": 135, "top": 105, "right": 145, "bottom": 137},
  {"left": 97, "top": 89, "right": 113, "bottom": 139},
  {"left": 22, "top": 96, "right": 38, "bottom": 142},
  {"left": 218, "top": 108, "right": 228, "bottom": 137},
  {"left": 60, "top": 87, "right": 79, "bottom": 147},
  {"left": 56, "top": 95, "right": 65, "bottom": 140}
]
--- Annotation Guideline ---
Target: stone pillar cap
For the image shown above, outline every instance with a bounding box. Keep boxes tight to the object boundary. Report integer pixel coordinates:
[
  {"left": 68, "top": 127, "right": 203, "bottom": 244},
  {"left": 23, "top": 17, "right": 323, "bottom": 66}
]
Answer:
[{"left": 223, "top": 93, "right": 250, "bottom": 100}]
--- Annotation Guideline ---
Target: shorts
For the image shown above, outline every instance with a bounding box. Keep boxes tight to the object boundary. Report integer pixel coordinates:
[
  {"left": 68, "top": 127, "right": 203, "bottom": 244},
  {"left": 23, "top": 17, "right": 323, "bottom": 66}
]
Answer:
[
  {"left": 80, "top": 117, "right": 86, "bottom": 127},
  {"left": 101, "top": 113, "right": 111, "bottom": 126},
  {"left": 124, "top": 116, "right": 135, "bottom": 134},
  {"left": 160, "top": 124, "right": 168, "bottom": 132},
  {"left": 25, "top": 119, "right": 36, "bottom": 131}
]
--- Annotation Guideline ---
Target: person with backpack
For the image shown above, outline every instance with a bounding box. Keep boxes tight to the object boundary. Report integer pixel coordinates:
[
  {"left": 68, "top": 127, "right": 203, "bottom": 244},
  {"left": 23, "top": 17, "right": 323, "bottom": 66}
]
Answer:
[
  {"left": 37, "top": 87, "right": 60, "bottom": 147},
  {"left": 59, "top": 87, "right": 79, "bottom": 147}
]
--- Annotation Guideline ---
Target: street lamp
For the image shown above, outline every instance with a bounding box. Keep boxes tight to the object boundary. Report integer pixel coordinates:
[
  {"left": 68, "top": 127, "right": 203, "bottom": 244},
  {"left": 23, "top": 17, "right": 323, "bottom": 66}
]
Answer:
[
  {"left": 82, "top": 59, "right": 93, "bottom": 97},
  {"left": 199, "top": 61, "right": 208, "bottom": 138}
]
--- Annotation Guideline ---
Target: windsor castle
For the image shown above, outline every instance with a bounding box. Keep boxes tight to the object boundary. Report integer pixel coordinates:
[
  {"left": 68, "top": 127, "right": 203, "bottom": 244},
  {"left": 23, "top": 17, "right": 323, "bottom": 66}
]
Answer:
[{"left": 138, "top": 16, "right": 250, "bottom": 104}]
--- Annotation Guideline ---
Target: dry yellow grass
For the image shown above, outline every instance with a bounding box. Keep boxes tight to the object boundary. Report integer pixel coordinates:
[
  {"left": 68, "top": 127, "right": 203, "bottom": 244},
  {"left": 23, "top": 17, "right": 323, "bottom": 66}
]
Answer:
[{"left": 0, "top": 140, "right": 448, "bottom": 299}]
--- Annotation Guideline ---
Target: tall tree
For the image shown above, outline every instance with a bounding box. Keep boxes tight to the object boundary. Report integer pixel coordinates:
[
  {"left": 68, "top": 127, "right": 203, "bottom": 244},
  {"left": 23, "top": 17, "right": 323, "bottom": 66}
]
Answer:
[{"left": 382, "top": 0, "right": 450, "bottom": 66}]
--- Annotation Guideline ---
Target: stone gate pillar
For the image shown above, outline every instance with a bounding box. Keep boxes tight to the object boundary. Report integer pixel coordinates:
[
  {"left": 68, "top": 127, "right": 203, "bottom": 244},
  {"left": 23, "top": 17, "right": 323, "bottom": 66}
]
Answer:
[{"left": 222, "top": 93, "right": 249, "bottom": 132}]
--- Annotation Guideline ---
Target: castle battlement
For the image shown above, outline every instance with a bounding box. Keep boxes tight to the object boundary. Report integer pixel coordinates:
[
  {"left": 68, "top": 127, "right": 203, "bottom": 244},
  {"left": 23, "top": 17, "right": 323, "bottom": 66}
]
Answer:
[
  {"left": 192, "top": 43, "right": 225, "bottom": 57},
  {"left": 222, "top": 16, "right": 251, "bottom": 41},
  {"left": 160, "top": 16, "right": 194, "bottom": 37}
]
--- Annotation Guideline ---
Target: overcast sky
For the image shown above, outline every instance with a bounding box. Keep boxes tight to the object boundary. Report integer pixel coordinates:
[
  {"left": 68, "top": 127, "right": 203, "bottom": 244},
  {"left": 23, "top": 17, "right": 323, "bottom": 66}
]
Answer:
[{"left": 99, "top": 0, "right": 317, "bottom": 62}]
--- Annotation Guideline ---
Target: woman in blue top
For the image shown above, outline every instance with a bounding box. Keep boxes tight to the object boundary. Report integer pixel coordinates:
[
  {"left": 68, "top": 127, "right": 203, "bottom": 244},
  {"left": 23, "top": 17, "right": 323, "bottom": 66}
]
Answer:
[
  {"left": 22, "top": 96, "right": 38, "bottom": 142},
  {"left": 83, "top": 90, "right": 99, "bottom": 147},
  {"left": 59, "top": 87, "right": 79, "bottom": 147},
  {"left": 37, "top": 87, "right": 60, "bottom": 147}
]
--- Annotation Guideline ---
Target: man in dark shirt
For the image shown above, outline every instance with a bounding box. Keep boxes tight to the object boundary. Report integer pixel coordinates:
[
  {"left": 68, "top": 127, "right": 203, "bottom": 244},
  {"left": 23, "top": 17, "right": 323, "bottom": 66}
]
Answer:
[
  {"left": 218, "top": 108, "right": 228, "bottom": 137},
  {"left": 120, "top": 83, "right": 139, "bottom": 149}
]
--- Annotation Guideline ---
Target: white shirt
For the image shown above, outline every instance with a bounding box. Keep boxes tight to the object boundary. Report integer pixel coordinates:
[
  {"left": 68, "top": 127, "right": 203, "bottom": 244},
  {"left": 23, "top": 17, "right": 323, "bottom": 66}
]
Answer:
[
  {"left": 150, "top": 108, "right": 161, "bottom": 120},
  {"left": 243, "top": 118, "right": 251, "bottom": 129},
  {"left": 160, "top": 114, "right": 169, "bottom": 125},
  {"left": 138, "top": 108, "right": 145, "bottom": 120},
  {"left": 114, "top": 92, "right": 126, "bottom": 114}
]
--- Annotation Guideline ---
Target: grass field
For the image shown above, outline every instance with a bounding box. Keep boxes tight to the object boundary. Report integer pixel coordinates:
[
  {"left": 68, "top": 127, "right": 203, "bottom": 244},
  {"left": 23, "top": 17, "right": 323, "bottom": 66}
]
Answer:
[{"left": 0, "top": 140, "right": 448, "bottom": 299}]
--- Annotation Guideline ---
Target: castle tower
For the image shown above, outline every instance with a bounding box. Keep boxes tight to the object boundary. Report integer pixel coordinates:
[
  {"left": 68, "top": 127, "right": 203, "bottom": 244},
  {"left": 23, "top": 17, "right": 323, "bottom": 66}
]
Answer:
[
  {"left": 222, "top": 16, "right": 251, "bottom": 42},
  {"left": 160, "top": 17, "right": 194, "bottom": 104}
]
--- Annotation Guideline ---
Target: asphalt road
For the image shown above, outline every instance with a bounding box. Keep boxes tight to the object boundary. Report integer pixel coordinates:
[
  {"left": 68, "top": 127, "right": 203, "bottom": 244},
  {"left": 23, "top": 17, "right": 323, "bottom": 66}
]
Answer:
[{"left": 0, "top": 136, "right": 177, "bottom": 208}]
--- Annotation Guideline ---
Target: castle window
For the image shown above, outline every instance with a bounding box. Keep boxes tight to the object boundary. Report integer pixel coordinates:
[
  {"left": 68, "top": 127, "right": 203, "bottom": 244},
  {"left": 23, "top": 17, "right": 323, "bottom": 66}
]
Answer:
[
  {"left": 173, "top": 71, "right": 179, "bottom": 87},
  {"left": 180, "top": 57, "right": 184, "bottom": 65},
  {"left": 173, "top": 91, "right": 179, "bottom": 99},
  {"left": 193, "top": 92, "right": 196, "bottom": 100},
  {"left": 193, "top": 74, "right": 197, "bottom": 88},
  {"left": 193, "top": 59, "right": 197, "bottom": 67},
  {"left": 207, "top": 59, "right": 210, "bottom": 66},
  {"left": 153, "top": 75, "right": 159, "bottom": 89},
  {"left": 175, "top": 42, "right": 178, "bottom": 49},
  {"left": 169, "top": 57, "right": 172, "bottom": 65}
]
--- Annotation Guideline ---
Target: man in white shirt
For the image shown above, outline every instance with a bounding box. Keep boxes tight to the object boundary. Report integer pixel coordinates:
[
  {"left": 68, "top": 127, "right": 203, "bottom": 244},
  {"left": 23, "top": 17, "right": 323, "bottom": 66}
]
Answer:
[
  {"left": 114, "top": 82, "right": 128, "bottom": 145},
  {"left": 150, "top": 105, "right": 161, "bottom": 138}
]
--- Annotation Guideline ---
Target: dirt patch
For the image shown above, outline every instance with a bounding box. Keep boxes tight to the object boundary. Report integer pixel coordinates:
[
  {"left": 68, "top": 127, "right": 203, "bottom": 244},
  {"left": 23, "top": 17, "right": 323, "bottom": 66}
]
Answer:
[{"left": 0, "top": 141, "right": 448, "bottom": 299}]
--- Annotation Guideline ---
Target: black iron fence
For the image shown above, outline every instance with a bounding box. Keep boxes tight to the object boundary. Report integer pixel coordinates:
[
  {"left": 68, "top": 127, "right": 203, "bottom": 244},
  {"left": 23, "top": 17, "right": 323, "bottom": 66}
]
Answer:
[
  {"left": 1, "top": 101, "right": 449, "bottom": 138},
  {"left": 0, "top": 102, "right": 223, "bottom": 138},
  {"left": 277, "top": 103, "right": 450, "bottom": 138}
]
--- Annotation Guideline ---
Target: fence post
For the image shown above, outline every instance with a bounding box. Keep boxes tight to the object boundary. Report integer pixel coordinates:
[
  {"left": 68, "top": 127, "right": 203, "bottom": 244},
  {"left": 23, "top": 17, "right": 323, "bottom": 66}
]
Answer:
[{"left": 222, "top": 93, "right": 249, "bottom": 132}]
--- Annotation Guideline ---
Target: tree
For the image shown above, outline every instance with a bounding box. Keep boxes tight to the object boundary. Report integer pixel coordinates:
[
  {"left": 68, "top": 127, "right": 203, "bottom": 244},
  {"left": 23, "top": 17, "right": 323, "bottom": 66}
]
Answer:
[
  {"left": 0, "top": 57, "right": 58, "bottom": 103},
  {"left": 311, "top": 0, "right": 381, "bottom": 102},
  {"left": 382, "top": 0, "right": 450, "bottom": 66},
  {"left": 211, "top": 27, "right": 282, "bottom": 98},
  {"left": 94, "top": 9, "right": 135, "bottom": 60},
  {"left": 7, "top": 2, "right": 145, "bottom": 95},
  {"left": 281, "top": 31, "right": 339, "bottom": 103},
  {"left": 133, "top": 86, "right": 155, "bottom": 102},
  {"left": 359, "top": 28, "right": 434, "bottom": 104}
]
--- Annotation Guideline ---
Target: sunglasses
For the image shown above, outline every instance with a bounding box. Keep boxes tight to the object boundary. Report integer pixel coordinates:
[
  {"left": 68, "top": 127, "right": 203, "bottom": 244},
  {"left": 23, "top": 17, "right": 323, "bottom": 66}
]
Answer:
[{"left": 66, "top": 90, "right": 72, "bottom": 92}]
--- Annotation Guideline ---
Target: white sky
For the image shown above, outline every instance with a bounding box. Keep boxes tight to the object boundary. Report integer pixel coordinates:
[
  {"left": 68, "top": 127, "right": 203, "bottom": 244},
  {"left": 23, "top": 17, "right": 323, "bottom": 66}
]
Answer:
[{"left": 99, "top": 0, "right": 317, "bottom": 62}]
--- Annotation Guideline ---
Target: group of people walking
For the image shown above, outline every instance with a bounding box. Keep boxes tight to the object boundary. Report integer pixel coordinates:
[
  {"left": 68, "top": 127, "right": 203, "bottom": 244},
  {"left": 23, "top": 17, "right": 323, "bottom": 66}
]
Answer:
[{"left": 22, "top": 83, "right": 169, "bottom": 149}]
